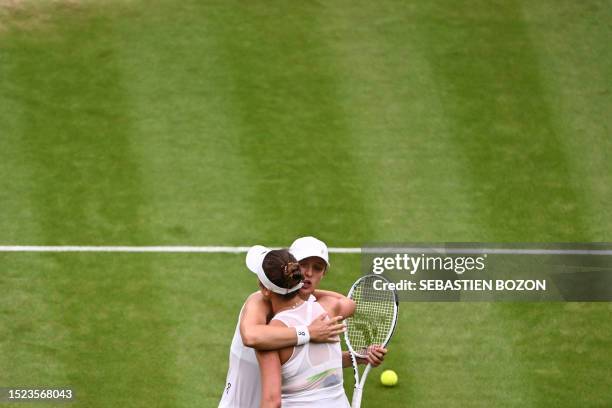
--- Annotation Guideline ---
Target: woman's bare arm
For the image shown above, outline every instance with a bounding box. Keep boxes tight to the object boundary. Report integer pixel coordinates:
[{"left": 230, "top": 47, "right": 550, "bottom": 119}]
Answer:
[
  {"left": 341, "top": 347, "right": 388, "bottom": 368},
  {"left": 239, "top": 293, "right": 344, "bottom": 350},
  {"left": 314, "top": 289, "right": 355, "bottom": 318},
  {"left": 256, "top": 350, "right": 282, "bottom": 408},
  {"left": 331, "top": 296, "right": 356, "bottom": 318},
  {"left": 313, "top": 289, "right": 346, "bottom": 300},
  {"left": 316, "top": 291, "right": 388, "bottom": 367}
]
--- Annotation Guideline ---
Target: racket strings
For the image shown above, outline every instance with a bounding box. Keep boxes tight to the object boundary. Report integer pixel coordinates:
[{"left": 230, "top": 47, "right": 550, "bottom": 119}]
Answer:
[{"left": 347, "top": 276, "right": 396, "bottom": 354}]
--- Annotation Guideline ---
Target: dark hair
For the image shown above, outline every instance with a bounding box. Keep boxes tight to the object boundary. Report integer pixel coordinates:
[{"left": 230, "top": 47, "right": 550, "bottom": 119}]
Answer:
[{"left": 262, "top": 249, "right": 303, "bottom": 300}]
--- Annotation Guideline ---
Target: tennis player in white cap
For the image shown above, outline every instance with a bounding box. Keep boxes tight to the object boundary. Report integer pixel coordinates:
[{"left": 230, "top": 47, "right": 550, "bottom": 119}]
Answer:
[
  {"left": 246, "top": 246, "right": 355, "bottom": 407},
  {"left": 218, "top": 237, "right": 387, "bottom": 408},
  {"left": 288, "top": 236, "right": 386, "bottom": 369},
  {"left": 218, "top": 237, "right": 344, "bottom": 408}
]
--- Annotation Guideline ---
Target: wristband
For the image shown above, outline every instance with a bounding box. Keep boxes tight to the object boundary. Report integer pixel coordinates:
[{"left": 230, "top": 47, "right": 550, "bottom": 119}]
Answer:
[{"left": 295, "top": 326, "right": 310, "bottom": 345}]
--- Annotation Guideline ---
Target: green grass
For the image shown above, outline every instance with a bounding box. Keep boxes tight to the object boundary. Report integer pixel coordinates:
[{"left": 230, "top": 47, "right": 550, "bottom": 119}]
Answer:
[{"left": 1, "top": 0, "right": 611, "bottom": 407}]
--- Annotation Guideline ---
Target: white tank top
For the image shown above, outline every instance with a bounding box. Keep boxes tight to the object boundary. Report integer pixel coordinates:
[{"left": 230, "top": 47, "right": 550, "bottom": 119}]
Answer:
[
  {"left": 218, "top": 294, "right": 320, "bottom": 408},
  {"left": 272, "top": 300, "right": 351, "bottom": 408}
]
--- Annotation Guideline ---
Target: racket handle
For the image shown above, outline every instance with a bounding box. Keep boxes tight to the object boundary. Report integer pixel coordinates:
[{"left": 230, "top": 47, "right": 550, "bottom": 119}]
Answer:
[{"left": 352, "top": 386, "right": 363, "bottom": 408}]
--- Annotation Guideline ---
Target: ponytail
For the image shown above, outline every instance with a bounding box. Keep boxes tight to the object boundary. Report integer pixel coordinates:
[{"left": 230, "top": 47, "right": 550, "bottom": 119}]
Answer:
[
  {"left": 262, "top": 249, "right": 304, "bottom": 299},
  {"left": 283, "top": 262, "right": 303, "bottom": 288}
]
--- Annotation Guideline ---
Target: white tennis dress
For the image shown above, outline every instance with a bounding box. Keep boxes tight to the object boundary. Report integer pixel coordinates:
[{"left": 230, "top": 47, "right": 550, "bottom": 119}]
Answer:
[{"left": 273, "top": 300, "right": 351, "bottom": 408}]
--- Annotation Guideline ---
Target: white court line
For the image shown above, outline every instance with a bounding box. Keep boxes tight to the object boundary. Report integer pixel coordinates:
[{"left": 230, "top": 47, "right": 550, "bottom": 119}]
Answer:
[
  {"left": 0, "top": 245, "right": 360, "bottom": 254},
  {"left": 0, "top": 246, "right": 611, "bottom": 255}
]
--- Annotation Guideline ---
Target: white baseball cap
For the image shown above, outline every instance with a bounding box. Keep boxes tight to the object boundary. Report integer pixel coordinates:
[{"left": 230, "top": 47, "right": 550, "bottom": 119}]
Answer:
[
  {"left": 246, "top": 245, "right": 303, "bottom": 295},
  {"left": 290, "top": 236, "right": 330, "bottom": 266}
]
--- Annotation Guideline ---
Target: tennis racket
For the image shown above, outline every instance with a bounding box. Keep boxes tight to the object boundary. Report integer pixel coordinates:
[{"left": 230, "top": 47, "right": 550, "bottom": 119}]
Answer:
[{"left": 344, "top": 274, "right": 399, "bottom": 408}]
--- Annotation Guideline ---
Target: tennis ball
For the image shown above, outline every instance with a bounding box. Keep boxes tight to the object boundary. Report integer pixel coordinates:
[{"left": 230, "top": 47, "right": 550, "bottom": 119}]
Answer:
[{"left": 380, "top": 369, "right": 398, "bottom": 387}]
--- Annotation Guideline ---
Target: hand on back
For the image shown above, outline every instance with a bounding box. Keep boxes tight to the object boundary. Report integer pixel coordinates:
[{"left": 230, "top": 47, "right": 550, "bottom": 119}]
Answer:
[{"left": 308, "top": 313, "right": 345, "bottom": 343}]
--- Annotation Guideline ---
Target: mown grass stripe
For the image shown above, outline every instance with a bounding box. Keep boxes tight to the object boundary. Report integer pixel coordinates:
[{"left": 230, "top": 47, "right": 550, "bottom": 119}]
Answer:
[
  {"left": 4, "top": 3, "right": 178, "bottom": 406},
  {"left": 201, "top": 2, "right": 376, "bottom": 245},
  {"left": 412, "top": 1, "right": 608, "bottom": 405}
]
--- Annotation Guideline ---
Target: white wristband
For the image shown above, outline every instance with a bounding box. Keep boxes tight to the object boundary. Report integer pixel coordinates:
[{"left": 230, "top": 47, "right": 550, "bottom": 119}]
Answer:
[{"left": 295, "top": 326, "right": 310, "bottom": 345}]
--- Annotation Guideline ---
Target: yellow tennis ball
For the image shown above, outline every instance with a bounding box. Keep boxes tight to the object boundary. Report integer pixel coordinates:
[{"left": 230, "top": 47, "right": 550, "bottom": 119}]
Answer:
[{"left": 380, "top": 369, "right": 398, "bottom": 386}]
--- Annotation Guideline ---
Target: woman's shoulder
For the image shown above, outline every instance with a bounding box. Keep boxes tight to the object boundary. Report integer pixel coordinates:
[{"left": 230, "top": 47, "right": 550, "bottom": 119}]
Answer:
[
  {"left": 316, "top": 296, "right": 356, "bottom": 319},
  {"left": 314, "top": 296, "right": 336, "bottom": 313}
]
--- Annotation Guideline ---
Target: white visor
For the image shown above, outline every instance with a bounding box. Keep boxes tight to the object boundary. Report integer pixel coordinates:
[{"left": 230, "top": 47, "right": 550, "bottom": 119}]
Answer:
[{"left": 246, "top": 245, "right": 303, "bottom": 295}]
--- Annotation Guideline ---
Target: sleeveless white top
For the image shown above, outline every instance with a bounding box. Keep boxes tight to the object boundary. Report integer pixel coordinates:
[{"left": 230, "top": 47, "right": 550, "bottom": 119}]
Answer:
[
  {"left": 272, "top": 299, "right": 351, "bottom": 408},
  {"left": 218, "top": 294, "right": 320, "bottom": 408}
]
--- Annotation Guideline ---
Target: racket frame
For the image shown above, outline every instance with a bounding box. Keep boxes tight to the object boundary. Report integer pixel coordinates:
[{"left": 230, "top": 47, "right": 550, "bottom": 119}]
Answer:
[{"left": 344, "top": 274, "right": 399, "bottom": 408}]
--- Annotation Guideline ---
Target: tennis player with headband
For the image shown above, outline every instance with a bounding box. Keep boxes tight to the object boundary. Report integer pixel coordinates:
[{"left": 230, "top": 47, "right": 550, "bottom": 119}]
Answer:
[
  {"left": 218, "top": 236, "right": 344, "bottom": 408},
  {"left": 248, "top": 247, "right": 354, "bottom": 407},
  {"left": 218, "top": 236, "right": 387, "bottom": 408}
]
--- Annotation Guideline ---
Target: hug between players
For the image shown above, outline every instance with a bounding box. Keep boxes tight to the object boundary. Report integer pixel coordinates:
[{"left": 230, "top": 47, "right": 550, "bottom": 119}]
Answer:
[{"left": 218, "top": 237, "right": 388, "bottom": 408}]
